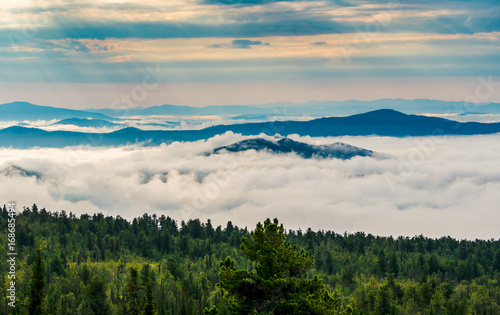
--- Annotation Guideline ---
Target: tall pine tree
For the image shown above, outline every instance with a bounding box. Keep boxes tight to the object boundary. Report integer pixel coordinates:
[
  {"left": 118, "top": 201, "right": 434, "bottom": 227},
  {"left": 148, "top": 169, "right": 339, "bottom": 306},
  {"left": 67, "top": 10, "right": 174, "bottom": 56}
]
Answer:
[
  {"left": 127, "top": 267, "right": 139, "bottom": 315},
  {"left": 28, "top": 247, "right": 46, "bottom": 315},
  {"left": 143, "top": 276, "right": 156, "bottom": 315},
  {"left": 219, "top": 218, "right": 339, "bottom": 314},
  {"left": 83, "top": 276, "right": 110, "bottom": 314}
]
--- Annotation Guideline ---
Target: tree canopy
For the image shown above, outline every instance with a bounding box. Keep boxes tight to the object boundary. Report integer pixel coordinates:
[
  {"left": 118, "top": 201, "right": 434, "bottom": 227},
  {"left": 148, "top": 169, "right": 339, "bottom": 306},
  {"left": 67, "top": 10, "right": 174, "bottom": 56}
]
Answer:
[
  {"left": 1, "top": 204, "right": 500, "bottom": 314},
  {"left": 27, "top": 247, "right": 46, "bottom": 315},
  {"left": 219, "top": 218, "right": 340, "bottom": 314}
]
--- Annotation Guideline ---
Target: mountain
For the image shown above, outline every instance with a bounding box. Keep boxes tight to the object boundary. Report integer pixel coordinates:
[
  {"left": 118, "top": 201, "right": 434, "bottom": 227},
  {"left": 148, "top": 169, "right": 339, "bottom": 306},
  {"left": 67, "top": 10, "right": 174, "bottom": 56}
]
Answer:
[
  {"left": 52, "top": 118, "right": 122, "bottom": 128},
  {"left": 0, "top": 102, "right": 114, "bottom": 121},
  {"left": 5, "top": 100, "right": 499, "bottom": 122},
  {"left": 137, "top": 122, "right": 182, "bottom": 128},
  {"left": 86, "top": 99, "right": 500, "bottom": 118},
  {"left": 3, "top": 100, "right": 500, "bottom": 123},
  {"left": 212, "top": 138, "right": 374, "bottom": 159},
  {"left": 0, "top": 164, "right": 42, "bottom": 179},
  {"left": 203, "top": 109, "right": 500, "bottom": 137},
  {"left": 1, "top": 109, "right": 500, "bottom": 148},
  {"left": 87, "top": 104, "right": 273, "bottom": 117}
]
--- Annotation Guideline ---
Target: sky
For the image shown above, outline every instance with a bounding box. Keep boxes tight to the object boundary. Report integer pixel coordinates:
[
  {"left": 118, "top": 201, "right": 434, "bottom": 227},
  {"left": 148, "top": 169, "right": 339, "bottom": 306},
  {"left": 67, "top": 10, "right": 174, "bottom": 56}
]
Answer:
[
  {"left": 1, "top": 133, "right": 499, "bottom": 239},
  {"left": 1, "top": 0, "right": 500, "bottom": 108}
]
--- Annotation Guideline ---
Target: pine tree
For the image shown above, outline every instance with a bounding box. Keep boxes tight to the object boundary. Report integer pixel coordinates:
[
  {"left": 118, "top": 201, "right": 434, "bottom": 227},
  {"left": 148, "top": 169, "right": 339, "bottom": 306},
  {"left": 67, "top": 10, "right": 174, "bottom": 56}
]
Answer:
[
  {"left": 389, "top": 252, "right": 399, "bottom": 277},
  {"left": 493, "top": 249, "right": 500, "bottom": 272},
  {"left": 375, "top": 284, "right": 392, "bottom": 315},
  {"left": 143, "top": 276, "right": 156, "bottom": 315},
  {"left": 84, "top": 276, "right": 109, "bottom": 314},
  {"left": 219, "top": 218, "right": 339, "bottom": 314},
  {"left": 127, "top": 267, "right": 140, "bottom": 315},
  {"left": 28, "top": 247, "right": 46, "bottom": 315}
]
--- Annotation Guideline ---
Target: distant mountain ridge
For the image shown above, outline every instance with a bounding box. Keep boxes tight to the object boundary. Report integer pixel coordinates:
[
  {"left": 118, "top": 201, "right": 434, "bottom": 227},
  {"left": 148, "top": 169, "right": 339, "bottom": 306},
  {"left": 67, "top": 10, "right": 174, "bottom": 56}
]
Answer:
[
  {"left": 87, "top": 104, "right": 269, "bottom": 117},
  {"left": 0, "top": 102, "right": 114, "bottom": 121},
  {"left": 1, "top": 109, "right": 500, "bottom": 148},
  {"left": 2, "top": 100, "right": 500, "bottom": 122},
  {"left": 213, "top": 138, "right": 374, "bottom": 159},
  {"left": 51, "top": 118, "right": 122, "bottom": 128},
  {"left": 86, "top": 99, "right": 500, "bottom": 117}
]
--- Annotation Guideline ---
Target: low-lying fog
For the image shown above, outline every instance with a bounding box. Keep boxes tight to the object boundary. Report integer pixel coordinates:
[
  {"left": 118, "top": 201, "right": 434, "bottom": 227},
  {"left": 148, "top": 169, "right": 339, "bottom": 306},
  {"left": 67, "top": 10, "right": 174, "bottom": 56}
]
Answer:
[{"left": 1, "top": 132, "right": 499, "bottom": 239}]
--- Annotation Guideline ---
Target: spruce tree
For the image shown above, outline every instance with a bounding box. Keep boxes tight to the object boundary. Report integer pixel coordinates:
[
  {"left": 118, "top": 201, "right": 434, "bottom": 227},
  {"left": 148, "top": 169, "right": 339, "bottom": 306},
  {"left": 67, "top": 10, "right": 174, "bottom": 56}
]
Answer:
[
  {"left": 493, "top": 249, "right": 500, "bottom": 272},
  {"left": 28, "top": 247, "right": 46, "bottom": 315},
  {"left": 143, "top": 276, "right": 156, "bottom": 315},
  {"left": 127, "top": 267, "right": 140, "bottom": 315},
  {"left": 375, "top": 284, "right": 392, "bottom": 315},
  {"left": 84, "top": 276, "right": 109, "bottom": 314},
  {"left": 218, "top": 218, "right": 339, "bottom": 314}
]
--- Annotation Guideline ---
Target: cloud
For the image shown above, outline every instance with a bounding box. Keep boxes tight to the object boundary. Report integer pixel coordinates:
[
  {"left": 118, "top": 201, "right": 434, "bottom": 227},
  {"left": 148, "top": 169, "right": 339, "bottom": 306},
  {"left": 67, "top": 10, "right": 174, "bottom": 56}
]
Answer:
[
  {"left": 2, "top": 0, "right": 500, "bottom": 45},
  {"left": 207, "top": 43, "right": 224, "bottom": 48},
  {"left": 231, "top": 39, "right": 268, "bottom": 48},
  {"left": 208, "top": 39, "right": 269, "bottom": 49},
  {"left": 2, "top": 0, "right": 500, "bottom": 89},
  {"left": 0, "top": 132, "right": 499, "bottom": 239},
  {"left": 0, "top": 19, "right": 354, "bottom": 41},
  {"left": 2, "top": 2, "right": 500, "bottom": 42},
  {"left": 43, "top": 39, "right": 92, "bottom": 53},
  {"left": 200, "top": 0, "right": 299, "bottom": 6}
]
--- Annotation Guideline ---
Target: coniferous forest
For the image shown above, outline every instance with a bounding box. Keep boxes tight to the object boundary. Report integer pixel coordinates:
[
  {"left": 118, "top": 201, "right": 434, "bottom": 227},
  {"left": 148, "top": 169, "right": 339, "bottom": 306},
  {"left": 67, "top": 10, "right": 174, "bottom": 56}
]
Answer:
[{"left": 1, "top": 204, "right": 500, "bottom": 314}]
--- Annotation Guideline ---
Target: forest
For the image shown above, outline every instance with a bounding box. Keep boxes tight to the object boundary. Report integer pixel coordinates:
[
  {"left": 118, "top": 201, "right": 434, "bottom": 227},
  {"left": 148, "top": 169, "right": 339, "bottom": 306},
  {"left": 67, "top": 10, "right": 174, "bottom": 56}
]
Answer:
[{"left": 1, "top": 204, "right": 500, "bottom": 314}]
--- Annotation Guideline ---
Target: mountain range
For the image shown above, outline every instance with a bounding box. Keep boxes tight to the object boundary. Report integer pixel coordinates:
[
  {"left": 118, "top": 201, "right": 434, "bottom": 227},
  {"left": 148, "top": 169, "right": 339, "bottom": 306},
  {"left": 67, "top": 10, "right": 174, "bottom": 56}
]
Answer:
[
  {"left": 2, "top": 99, "right": 500, "bottom": 123},
  {"left": 86, "top": 99, "right": 500, "bottom": 117},
  {"left": 0, "top": 102, "right": 113, "bottom": 121},
  {"left": 1, "top": 109, "right": 500, "bottom": 148}
]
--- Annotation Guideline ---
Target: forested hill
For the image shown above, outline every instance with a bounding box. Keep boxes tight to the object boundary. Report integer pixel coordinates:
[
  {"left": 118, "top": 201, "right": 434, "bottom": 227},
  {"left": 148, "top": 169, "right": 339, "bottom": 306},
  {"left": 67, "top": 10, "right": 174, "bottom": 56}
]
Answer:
[{"left": 1, "top": 204, "right": 500, "bottom": 314}]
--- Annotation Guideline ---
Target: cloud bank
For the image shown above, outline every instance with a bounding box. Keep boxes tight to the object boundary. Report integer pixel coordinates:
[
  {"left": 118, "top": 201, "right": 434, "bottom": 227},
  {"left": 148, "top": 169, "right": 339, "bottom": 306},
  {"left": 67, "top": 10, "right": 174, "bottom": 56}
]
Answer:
[{"left": 1, "top": 132, "right": 499, "bottom": 239}]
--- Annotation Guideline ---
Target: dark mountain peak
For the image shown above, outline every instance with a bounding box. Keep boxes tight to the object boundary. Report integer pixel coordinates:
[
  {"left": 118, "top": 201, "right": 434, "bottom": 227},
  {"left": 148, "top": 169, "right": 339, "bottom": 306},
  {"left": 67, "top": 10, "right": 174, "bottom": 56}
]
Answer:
[
  {"left": 367, "top": 108, "right": 404, "bottom": 115},
  {"left": 111, "top": 127, "right": 144, "bottom": 134},
  {"left": 352, "top": 109, "right": 408, "bottom": 119},
  {"left": 213, "top": 137, "right": 374, "bottom": 159},
  {"left": 0, "top": 164, "right": 43, "bottom": 179}
]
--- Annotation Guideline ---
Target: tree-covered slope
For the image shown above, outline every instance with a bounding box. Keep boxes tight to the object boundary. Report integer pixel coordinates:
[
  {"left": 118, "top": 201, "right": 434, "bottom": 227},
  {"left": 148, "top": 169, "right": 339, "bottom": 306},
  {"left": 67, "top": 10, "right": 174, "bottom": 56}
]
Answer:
[{"left": 1, "top": 204, "right": 499, "bottom": 314}]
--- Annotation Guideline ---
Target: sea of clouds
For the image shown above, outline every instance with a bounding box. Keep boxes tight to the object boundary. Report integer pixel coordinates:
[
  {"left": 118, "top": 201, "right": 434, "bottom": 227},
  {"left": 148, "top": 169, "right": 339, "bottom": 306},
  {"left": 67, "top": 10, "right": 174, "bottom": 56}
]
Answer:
[
  {"left": 1, "top": 132, "right": 499, "bottom": 239},
  {"left": 0, "top": 115, "right": 318, "bottom": 132}
]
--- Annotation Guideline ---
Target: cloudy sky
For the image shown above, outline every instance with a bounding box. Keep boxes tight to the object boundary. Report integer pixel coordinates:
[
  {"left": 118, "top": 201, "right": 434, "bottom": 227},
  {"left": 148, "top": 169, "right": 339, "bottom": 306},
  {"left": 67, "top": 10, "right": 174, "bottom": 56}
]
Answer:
[{"left": 1, "top": 0, "right": 500, "bottom": 108}]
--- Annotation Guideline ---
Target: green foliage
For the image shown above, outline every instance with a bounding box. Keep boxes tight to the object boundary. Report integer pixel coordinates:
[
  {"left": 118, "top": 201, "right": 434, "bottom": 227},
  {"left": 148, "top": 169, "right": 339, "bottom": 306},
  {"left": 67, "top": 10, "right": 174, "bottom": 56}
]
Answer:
[
  {"left": 1, "top": 204, "right": 500, "bottom": 315},
  {"left": 374, "top": 284, "right": 392, "bottom": 315},
  {"left": 143, "top": 275, "right": 156, "bottom": 315},
  {"left": 127, "top": 267, "right": 139, "bottom": 315},
  {"left": 494, "top": 249, "right": 500, "bottom": 272},
  {"left": 219, "top": 218, "right": 339, "bottom": 314},
  {"left": 27, "top": 247, "right": 46, "bottom": 315},
  {"left": 203, "top": 305, "right": 219, "bottom": 314},
  {"left": 81, "top": 276, "right": 110, "bottom": 314}
]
